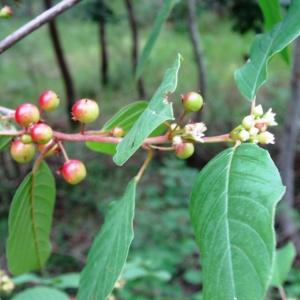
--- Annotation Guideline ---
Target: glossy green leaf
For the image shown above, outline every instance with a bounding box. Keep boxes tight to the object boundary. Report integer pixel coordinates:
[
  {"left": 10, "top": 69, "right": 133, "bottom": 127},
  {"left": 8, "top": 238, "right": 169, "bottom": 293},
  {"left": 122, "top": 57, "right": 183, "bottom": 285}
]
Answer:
[
  {"left": 114, "top": 54, "right": 181, "bottom": 165},
  {"left": 12, "top": 287, "right": 69, "bottom": 300},
  {"left": 86, "top": 101, "right": 148, "bottom": 155},
  {"left": 78, "top": 179, "right": 137, "bottom": 300},
  {"left": 7, "top": 162, "right": 56, "bottom": 275},
  {"left": 190, "top": 143, "right": 285, "bottom": 300},
  {"left": 235, "top": 0, "right": 300, "bottom": 100},
  {"left": 271, "top": 242, "right": 296, "bottom": 287},
  {"left": 135, "top": 0, "right": 177, "bottom": 79},
  {"left": 258, "top": 0, "right": 290, "bottom": 64}
]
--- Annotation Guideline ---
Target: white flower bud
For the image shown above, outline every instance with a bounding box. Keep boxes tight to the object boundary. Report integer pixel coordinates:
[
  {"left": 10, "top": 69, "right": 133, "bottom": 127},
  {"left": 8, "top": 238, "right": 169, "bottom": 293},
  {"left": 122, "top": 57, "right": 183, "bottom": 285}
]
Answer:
[
  {"left": 242, "top": 115, "right": 255, "bottom": 130},
  {"left": 258, "top": 131, "right": 275, "bottom": 144},
  {"left": 238, "top": 129, "right": 250, "bottom": 142},
  {"left": 172, "top": 136, "right": 183, "bottom": 145},
  {"left": 253, "top": 105, "right": 263, "bottom": 117},
  {"left": 249, "top": 127, "right": 259, "bottom": 136}
]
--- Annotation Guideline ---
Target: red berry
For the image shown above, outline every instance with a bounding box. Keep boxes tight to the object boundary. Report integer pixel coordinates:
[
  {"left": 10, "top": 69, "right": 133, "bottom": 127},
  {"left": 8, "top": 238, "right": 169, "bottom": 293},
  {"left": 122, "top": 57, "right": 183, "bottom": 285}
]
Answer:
[
  {"left": 15, "top": 103, "right": 40, "bottom": 127},
  {"left": 39, "top": 90, "right": 60, "bottom": 112},
  {"left": 30, "top": 123, "right": 53, "bottom": 145},
  {"left": 71, "top": 99, "right": 100, "bottom": 124},
  {"left": 60, "top": 159, "right": 87, "bottom": 185},
  {"left": 10, "top": 140, "right": 35, "bottom": 164},
  {"left": 181, "top": 92, "right": 204, "bottom": 112},
  {"left": 175, "top": 142, "right": 195, "bottom": 159}
]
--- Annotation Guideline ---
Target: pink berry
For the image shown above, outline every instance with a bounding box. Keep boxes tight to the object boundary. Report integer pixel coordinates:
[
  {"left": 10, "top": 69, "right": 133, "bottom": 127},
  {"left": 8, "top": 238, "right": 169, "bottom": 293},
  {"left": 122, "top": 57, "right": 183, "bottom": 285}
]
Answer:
[
  {"left": 15, "top": 103, "right": 40, "bottom": 127},
  {"left": 30, "top": 123, "right": 53, "bottom": 145},
  {"left": 39, "top": 90, "right": 60, "bottom": 112},
  {"left": 60, "top": 159, "right": 87, "bottom": 185},
  {"left": 71, "top": 99, "right": 100, "bottom": 124}
]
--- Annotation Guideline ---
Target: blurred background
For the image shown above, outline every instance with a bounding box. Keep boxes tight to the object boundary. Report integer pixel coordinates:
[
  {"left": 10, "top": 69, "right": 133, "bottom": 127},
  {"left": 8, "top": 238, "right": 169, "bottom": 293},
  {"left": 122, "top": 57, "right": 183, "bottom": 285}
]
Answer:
[{"left": 0, "top": 0, "right": 300, "bottom": 299}]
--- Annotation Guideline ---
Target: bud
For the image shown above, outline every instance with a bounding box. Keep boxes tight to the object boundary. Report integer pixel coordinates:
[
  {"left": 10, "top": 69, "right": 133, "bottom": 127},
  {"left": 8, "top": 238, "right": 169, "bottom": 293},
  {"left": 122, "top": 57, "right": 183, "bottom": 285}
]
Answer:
[
  {"left": 170, "top": 123, "right": 180, "bottom": 131},
  {"left": 181, "top": 92, "right": 204, "bottom": 112},
  {"left": 242, "top": 115, "right": 254, "bottom": 130},
  {"left": 0, "top": 6, "right": 12, "bottom": 18},
  {"left": 249, "top": 127, "right": 259, "bottom": 137},
  {"left": 257, "top": 131, "right": 275, "bottom": 144},
  {"left": 72, "top": 99, "right": 100, "bottom": 124},
  {"left": 253, "top": 105, "right": 263, "bottom": 117},
  {"left": 39, "top": 90, "right": 60, "bottom": 112},
  {"left": 175, "top": 142, "right": 195, "bottom": 159},
  {"left": 172, "top": 135, "right": 183, "bottom": 145},
  {"left": 255, "top": 122, "right": 268, "bottom": 132},
  {"left": 238, "top": 129, "right": 250, "bottom": 142},
  {"left": 230, "top": 125, "right": 243, "bottom": 141},
  {"left": 111, "top": 127, "right": 125, "bottom": 138},
  {"left": 183, "top": 122, "right": 207, "bottom": 142}
]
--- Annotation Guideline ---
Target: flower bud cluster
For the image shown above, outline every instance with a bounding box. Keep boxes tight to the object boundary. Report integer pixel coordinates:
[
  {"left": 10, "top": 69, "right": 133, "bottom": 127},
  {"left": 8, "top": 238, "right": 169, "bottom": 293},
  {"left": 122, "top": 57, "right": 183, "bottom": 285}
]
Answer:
[
  {"left": 0, "top": 270, "right": 14, "bottom": 294},
  {"left": 230, "top": 105, "right": 277, "bottom": 145}
]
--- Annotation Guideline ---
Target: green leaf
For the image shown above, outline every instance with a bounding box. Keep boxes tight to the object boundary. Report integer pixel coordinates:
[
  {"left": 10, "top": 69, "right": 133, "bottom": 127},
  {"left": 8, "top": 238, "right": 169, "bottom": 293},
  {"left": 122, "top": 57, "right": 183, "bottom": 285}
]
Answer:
[
  {"left": 135, "top": 0, "right": 177, "bottom": 79},
  {"left": 7, "top": 162, "right": 56, "bottom": 275},
  {"left": 271, "top": 242, "right": 296, "bottom": 287},
  {"left": 114, "top": 54, "right": 181, "bottom": 165},
  {"left": 235, "top": 0, "right": 300, "bottom": 101},
  {"left": 258, "top": 0, "right": 290, "bottom": 64},
  {"left": 86, "top": 101, "right": 149, "bottom": 155},
  {"left": 190, "top": 143, "right": 285, "bottom": 300},
  {"left": 12, "top": 287, "right": 69, "bottom": 300},
  {"left": 77, "top": 179, "right": 137, "bottom": 300}
]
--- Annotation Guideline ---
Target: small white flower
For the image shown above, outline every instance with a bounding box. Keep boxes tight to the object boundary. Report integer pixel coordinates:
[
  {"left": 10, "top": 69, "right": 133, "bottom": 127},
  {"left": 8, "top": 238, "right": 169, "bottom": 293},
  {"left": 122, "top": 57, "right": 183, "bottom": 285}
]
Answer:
[
  {"left": 253, "top": 105, "right": 264, "bottom": 117},
  {"left": 172, "top": 135, "right": 183, "bottom": 145},
  {"left": 242, "top": 115, "right": 255, "bottom": 130},
  {"left": 262, "top": 108, "right": 277, "bottom": 126},
  {"left": 238, "top": 129, "right": 250, "bottom": 142},
  {"left": 183, "top": 122, "right": 207, "bottom": 142},
  {"left": 258, "top": 131, "right": 275, "bottom": 144}
]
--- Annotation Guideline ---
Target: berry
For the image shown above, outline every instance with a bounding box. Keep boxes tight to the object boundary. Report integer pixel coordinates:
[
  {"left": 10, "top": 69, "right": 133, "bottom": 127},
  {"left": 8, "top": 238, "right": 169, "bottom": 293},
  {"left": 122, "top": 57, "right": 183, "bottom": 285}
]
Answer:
[
  {"left": 15, "top": 103, "right": 40, "bottom": 127},
  {"left": 20, "top": 134, "right": 32, "bottom": 144},
  {"left": 30, "top": 123, "right": 53, "bottom": 144},
  {"left": 10, "top": 140, "right": 35, "bottom": 164},
  {"left": 175, "top": 142, "right": 194, "bottom": 159},
  {"left": 61, "top": 159, "right": 87, "bottom": 185},
  {"left": 112, "top": 127, "right": 125, "bottom": 137},
  {"left": 181, "top": 92, "right": 203, "bottom": 112},
  {"left": 0, "top": 6, "right": 12, "bottom": 18},
  {"left": 38, "top": 140, "right": 59, "bottom": 157},
  {"left": 71, "top": 99, "right": 100, "bottom": 124},
  {"left": 39, "top": 90, "right": 60, "bottom": 112}
]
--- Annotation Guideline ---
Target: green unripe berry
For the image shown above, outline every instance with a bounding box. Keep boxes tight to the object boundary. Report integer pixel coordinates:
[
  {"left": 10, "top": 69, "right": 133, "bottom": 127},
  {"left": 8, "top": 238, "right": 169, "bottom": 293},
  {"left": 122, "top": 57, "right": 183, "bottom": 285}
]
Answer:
[
  {"left": 175, "top": 142, "right": 194, "bottom": 159},
  {"left": 10, "top": 140, "right": 35, "bottom": 164},
  {"left": 21, "top": 134, "right": 32, "bottom": 144},
  {"left": 181, "top": 92, "right": 204, "bottom": 112}
]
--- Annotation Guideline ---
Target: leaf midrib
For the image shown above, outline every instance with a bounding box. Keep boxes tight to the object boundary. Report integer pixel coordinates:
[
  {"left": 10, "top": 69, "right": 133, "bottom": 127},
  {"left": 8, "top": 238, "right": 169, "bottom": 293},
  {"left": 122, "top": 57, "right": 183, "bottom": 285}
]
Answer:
[{"left": 30, "top": 170, "right": 43, "bottom": 270}]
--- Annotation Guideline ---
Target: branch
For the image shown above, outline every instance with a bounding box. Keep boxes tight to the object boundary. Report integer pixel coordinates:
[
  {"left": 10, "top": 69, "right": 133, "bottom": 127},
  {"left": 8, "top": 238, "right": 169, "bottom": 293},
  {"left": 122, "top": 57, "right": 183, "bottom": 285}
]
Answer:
[{"left": 0, "top": 0, "right": 82, "bottom": 54}]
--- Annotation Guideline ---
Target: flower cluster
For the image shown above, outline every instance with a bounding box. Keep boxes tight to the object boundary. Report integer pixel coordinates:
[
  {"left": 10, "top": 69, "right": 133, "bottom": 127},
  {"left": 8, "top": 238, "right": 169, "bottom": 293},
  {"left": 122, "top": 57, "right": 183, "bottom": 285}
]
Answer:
[
  {"left": 230, "top": 105, "right": 277, "bottom": 145},
  {"left": 0, "top": 270, "right": 14, "bottom": 295}
]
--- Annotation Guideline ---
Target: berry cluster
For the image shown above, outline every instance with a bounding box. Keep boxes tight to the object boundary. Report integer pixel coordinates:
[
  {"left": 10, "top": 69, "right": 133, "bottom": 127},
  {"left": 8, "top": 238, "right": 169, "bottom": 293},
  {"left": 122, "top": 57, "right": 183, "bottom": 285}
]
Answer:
[{"left": 10, "top": 91, "right": 101, "bottom": 185}]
